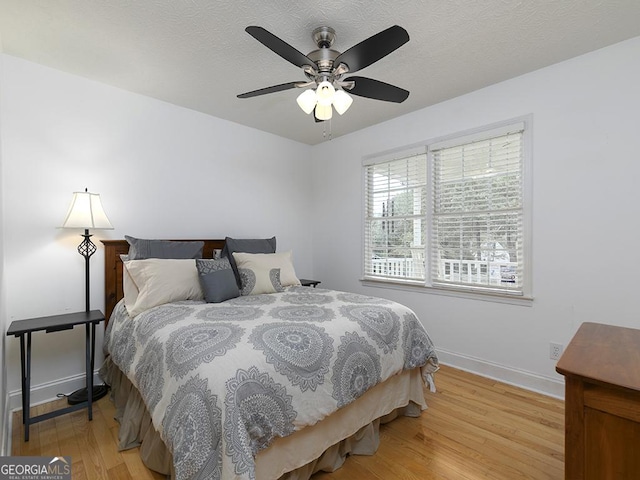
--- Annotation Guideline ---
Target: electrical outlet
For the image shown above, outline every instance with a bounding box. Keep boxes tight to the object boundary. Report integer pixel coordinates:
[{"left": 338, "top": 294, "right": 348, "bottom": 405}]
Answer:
[{"left": 550, "top": 342, "right": 563, "bottom": 360}]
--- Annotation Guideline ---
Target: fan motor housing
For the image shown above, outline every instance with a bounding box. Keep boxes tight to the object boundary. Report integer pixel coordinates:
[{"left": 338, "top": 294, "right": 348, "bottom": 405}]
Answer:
[
  {"left": 308, "top": 27, "right": 340, "bottom": 74},
  {"left": 307, "top": 48, "right": 339, "bottom": 72}
]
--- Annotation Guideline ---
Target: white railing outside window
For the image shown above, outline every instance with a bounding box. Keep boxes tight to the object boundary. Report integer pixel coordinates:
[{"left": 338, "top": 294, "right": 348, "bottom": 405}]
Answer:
[{"left": 371, "top": 257, "right": 518, "bottom": 286}]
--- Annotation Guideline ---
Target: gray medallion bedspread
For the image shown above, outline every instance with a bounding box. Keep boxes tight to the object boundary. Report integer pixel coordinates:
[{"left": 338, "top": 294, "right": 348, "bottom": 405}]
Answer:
[{"left": 104, "top": 286, "right": 439, "bottom": 480}]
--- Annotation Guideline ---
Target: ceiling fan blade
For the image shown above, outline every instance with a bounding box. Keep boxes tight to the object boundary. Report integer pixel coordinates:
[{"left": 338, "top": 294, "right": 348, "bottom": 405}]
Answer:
[
  {"left": 334, "top": 25, "right": 409, "bottom": 73},
  {"left": 245, "top": 26, "right": 315, "bottom": 69},
  {"left": 237, "top": 81, "right": 301, "bottom": 99},
  {"left": 345, "top": 76, "right": 410, "bottom": 103}
]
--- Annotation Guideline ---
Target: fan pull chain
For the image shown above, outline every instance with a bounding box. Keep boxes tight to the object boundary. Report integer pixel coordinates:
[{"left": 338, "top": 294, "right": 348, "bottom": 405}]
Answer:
[{"left": 323, "top": 118, "right": 333, "bottom": 140}]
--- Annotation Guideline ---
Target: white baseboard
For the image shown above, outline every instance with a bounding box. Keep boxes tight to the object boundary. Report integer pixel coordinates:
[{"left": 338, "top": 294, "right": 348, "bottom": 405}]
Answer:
[
  {"left": 1, "top": 393, "right": 10, "bottom": 456},
  {"left": 8, "top": 370, "right": 105, "bottom": 412},
  {"left": 435, "top": 348, "right": 565, "bottom": 399}
]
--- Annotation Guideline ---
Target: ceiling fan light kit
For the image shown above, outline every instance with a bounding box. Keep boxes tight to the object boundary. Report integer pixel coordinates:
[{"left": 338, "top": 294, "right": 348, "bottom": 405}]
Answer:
[
  {"left": 296, "top": 80, "right": 354, "bottom": 120},
  {"left": 238, "top": 24, "right": 410, "bottom": 124}
]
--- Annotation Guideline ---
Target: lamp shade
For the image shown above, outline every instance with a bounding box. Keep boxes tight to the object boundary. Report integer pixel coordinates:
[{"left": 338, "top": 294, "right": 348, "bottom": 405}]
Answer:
[
  {"left": 60, "top": 190, "right": 113, "bottom": 230},
  {"left": 315, "top": 81, "right": 335, "bottom": 106},
  {"left": 296, "top": 89, "right": 317, "bottom": 114},
  {"left": 333, "top": 90, "right": 353, "bottom": 115},
  {"left": 314, "top": 103, "right": 333, "bottom": 121}
]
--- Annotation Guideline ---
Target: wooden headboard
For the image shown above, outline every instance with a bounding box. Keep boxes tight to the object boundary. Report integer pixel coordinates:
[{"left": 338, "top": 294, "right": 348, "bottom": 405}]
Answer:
[{"left": 101, "top": 239, "right": 226, "bottom": 322}]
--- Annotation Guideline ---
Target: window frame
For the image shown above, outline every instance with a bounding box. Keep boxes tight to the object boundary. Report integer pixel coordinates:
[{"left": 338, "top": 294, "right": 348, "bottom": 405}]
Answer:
[{"left": 361, "top": 116, "right": 533, "bottom": 303}]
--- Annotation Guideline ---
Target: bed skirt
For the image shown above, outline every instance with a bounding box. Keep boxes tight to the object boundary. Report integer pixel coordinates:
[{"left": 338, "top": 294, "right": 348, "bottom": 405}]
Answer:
[{"left": 100, "top": 357, "right": 428, "bottom": 479}]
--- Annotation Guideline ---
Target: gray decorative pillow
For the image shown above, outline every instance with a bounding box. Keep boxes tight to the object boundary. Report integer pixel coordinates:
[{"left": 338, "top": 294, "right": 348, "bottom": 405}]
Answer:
[
  {"left": 196, "top": 258, "right": 240, "bottom": 303},
  {"left": 221, "top": 236, "right": 277, "bottom": 286},
  {"left": 125, "top": 235, "right": 204, "bottom": 260}
]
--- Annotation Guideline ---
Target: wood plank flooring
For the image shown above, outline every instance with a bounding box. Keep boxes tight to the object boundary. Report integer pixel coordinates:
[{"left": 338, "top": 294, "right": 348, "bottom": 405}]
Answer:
[{"left": 12, "top": 365, "right": 565, "bottom": 479}]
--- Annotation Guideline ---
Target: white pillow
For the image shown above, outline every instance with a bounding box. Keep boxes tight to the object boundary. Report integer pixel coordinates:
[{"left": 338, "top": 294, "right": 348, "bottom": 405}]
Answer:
[
  {"left": 237, "top": 266, "right": 284, "bottom": 296},
  {"left": 123, "top": 259, "right": 204, "bottom": 317},
  {"left": 120, "top": 255, "right": 139, "bottom": 312},
  {"left": 232, "top": 251, "right": 301, "bottom": 287}
]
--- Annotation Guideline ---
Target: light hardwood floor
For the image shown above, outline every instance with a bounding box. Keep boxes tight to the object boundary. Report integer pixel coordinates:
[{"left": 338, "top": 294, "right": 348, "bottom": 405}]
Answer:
[{"left": 12, "top": 365, "right": 565, "bottom": 479}]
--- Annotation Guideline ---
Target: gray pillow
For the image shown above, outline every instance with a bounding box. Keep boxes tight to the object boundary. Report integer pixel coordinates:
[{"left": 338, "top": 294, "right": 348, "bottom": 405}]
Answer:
[
  {"left": 196, "top": 258, "right": 240, "bottom": 303},
  {"left": 125, "top": 235, "right": 204, "bottom": 260},
  {"left": 222, "top": 236, "right": 277, "bottom": 286}
]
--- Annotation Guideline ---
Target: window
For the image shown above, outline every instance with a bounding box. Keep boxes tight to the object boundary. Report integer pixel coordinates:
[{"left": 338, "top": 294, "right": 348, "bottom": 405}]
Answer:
[
  {"left": 364, "top": 150, "right": 427, "bottom": 282},
  {"left": 363, "top": 119, "right": 531, "bottom": 298}
]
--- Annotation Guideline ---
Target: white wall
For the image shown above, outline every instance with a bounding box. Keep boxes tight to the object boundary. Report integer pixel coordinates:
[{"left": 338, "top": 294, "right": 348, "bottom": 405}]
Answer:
[
  {"left": 0, "top": 52, "right": 9, "bottom": 455},
  {"left": 310, "top": 36, "right": 640, "bottom": 397},
  {"left": 0, "top": 54, "right": 314, "bottom": 408}
]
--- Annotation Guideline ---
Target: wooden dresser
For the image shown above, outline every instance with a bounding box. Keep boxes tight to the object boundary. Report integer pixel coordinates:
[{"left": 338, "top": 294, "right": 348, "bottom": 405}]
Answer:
[{"left": 556, "top": 322, "right": 640, "bottom": 479}]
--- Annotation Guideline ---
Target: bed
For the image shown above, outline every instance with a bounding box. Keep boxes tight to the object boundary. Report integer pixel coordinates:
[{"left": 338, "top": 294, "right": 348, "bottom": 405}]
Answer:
[{"left": 100, "top": 238, "right": 439, "bottom": 480}]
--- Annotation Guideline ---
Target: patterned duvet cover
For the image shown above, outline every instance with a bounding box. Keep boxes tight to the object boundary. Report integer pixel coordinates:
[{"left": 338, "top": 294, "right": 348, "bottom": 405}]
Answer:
[{"left": 104, "top": 286, "right": 439, "bottom": 480}]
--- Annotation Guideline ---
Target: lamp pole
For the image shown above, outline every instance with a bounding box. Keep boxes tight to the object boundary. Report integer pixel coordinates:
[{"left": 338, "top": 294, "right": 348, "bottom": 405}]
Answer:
[{"left": 78, "top": 228, "right": 97, "bottom": 312}]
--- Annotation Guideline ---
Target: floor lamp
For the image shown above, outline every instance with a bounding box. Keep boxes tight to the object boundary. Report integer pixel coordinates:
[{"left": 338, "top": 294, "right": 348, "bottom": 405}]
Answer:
[{"left": 60, "top": 188, "right": 113, "bottom": 404}]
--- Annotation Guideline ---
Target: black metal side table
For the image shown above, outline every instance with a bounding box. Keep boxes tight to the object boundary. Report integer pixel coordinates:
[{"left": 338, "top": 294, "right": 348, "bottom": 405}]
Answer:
[
  {"left": 299, "top": 279, "right": 321, "bottom": 288},
  {"left": 6, "top": 310, "right": 105, "bottom": 441}
]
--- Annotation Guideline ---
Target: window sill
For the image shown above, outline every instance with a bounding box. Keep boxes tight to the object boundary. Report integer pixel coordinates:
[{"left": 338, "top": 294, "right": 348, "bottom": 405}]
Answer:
[{"left": 360, "top": 277, "right": 533, "bottom": 306}]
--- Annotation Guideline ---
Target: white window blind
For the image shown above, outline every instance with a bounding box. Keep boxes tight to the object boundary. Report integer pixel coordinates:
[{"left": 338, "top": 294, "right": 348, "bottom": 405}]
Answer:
[
  {"left": 430, "top": 126, "right": 525, "bottom": 294},
  {"left": 364, "top": 152, "right": 427, "bottom": 281}
]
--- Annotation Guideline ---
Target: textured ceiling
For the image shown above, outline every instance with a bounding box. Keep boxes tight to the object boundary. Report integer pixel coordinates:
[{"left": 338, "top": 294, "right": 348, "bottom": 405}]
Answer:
[{"left": 1, "top": 1, "right": 640, "bottom": 145}]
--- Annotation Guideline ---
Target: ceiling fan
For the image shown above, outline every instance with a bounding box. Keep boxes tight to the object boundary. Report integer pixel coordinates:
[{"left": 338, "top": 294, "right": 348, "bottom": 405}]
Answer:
[{"left": 237, "top": 25, "right": 410, "bottom": 122}]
